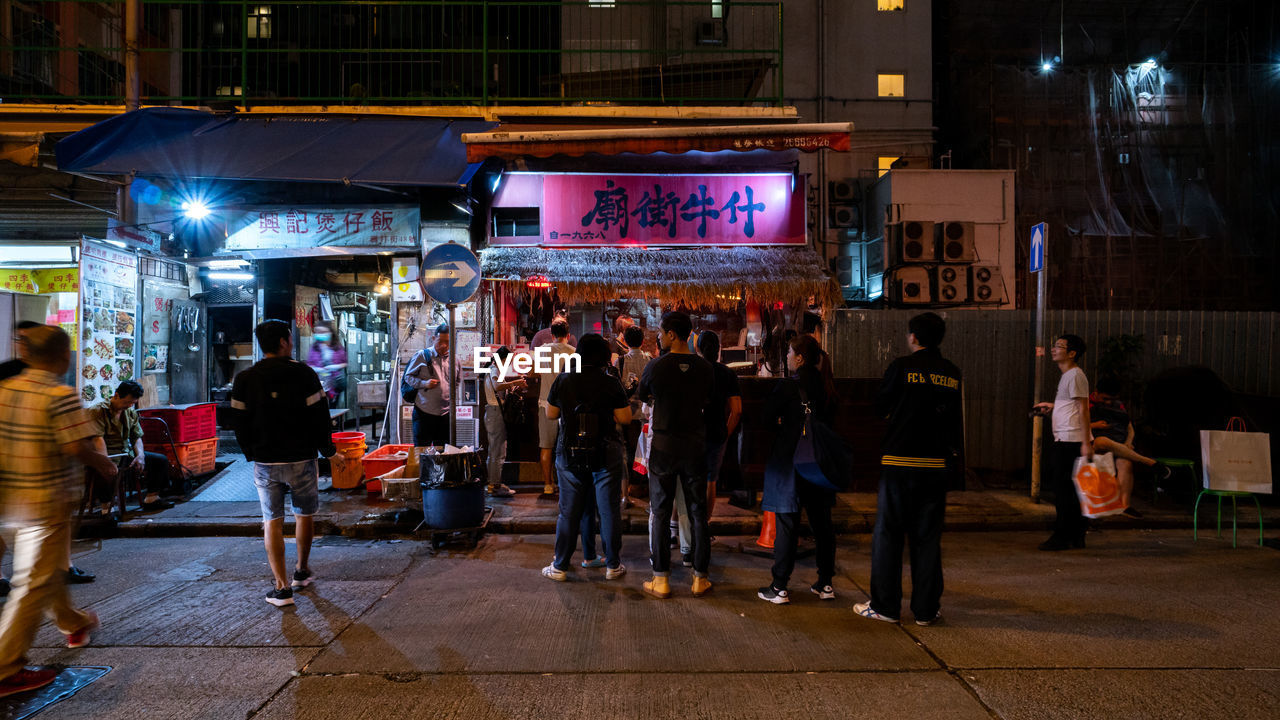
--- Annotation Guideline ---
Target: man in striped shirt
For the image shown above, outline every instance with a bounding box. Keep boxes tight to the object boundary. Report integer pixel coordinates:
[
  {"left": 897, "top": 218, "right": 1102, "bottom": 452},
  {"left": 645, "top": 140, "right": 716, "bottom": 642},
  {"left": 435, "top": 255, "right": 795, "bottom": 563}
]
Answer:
[{"left": 0, "top": 326, "right": 118, "bottom": 698}]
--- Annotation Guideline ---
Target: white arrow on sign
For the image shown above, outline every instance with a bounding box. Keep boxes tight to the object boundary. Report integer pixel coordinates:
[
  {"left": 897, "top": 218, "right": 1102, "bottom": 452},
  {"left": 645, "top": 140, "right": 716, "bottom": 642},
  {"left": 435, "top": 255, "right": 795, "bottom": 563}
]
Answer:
[
  {"left": 1031, "top": 226, "right": 1044, "bottom": 257},
  {"left": 422, "top": 261, "right": 478, "bottom": 288}
]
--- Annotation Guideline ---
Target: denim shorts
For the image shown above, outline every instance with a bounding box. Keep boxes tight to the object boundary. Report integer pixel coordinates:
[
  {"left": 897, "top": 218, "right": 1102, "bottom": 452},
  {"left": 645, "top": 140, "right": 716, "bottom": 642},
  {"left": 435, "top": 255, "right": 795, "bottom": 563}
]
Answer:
[{"left": 253, "top": 460, "right": 319, "bottom": 522}]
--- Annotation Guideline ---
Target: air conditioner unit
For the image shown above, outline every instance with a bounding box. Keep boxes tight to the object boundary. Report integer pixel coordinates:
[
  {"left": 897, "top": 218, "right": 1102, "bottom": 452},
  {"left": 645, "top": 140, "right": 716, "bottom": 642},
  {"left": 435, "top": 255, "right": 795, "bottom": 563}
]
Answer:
[
  {"left": 969, "top": 265, "right": 1007, "bottom": 304},
  {"left": 936, "top": 221, "right": 976, "bottom": 263},
  {"left": 696, "top": 21, "right": 725, "bottom": 46},
  {"left": 828, "top": 179, "right": 858, "bottom": 204},
  {"left": 887, "top": 220, "right": 937, "bottom": 263},
  {"left": 891, "top": 266, "right": 932, "bottom": 305},
  {"left": 936, "top": 265, "right": 967, "bottom": 303},
  {"left": 829, "top": 204, "right": 859, "bottom": 228},
  {"left": 833, "top": 242, "right": 864, "bottom": 288}
]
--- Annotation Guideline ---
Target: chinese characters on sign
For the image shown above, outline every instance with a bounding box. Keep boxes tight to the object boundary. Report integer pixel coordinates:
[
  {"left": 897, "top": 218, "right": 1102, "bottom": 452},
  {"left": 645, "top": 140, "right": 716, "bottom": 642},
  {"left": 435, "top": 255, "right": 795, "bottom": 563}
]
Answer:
[
  {"left": 491, "top": 173, "right": 805, "bottom": 247},
  {"left": 225, "top": 205, "right": 421, "bottom": 254},
  {"left": 79, "top": 240, "right": 139, "bottom": 403}
]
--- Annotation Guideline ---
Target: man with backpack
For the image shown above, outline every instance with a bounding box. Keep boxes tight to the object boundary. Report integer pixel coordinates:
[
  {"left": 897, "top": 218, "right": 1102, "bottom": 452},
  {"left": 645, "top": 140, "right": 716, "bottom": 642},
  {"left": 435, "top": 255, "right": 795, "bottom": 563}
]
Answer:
[
  {"left": 855, "top": 312, "right": 963, "bottom": 626},
  {"left": 229, "top": 320, "right": 336, "bottom": 608},
  {"left": 541, "top": 334, "right": 631, "bottom": 581}
]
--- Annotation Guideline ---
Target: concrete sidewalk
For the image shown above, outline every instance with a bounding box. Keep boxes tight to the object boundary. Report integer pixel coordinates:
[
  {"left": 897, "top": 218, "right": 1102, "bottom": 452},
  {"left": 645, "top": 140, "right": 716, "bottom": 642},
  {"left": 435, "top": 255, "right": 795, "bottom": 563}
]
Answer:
[
  {"left": 108, "top": 456, "right": 1279, "bottom": 540},
  {"left": 10, "top": 530, "right": 1280, "bottom": 719}
]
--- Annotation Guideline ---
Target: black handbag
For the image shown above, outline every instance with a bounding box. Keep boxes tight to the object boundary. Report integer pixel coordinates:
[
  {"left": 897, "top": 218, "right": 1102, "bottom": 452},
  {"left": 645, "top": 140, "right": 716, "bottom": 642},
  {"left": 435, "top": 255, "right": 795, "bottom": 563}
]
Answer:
[
  {"left": 501, "top": 390, "right": 528, "bottom": 426},
  {"left": 793, "top": 384, "right": 853, "bottom": 491}
]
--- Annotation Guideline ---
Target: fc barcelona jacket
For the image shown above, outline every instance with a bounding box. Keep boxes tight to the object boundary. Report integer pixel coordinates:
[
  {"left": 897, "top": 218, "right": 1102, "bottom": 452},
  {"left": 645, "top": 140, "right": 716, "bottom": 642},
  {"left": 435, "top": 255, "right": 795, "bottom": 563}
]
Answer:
[{"left": 875, "top": 347, "right": 965, "bottom": 472}]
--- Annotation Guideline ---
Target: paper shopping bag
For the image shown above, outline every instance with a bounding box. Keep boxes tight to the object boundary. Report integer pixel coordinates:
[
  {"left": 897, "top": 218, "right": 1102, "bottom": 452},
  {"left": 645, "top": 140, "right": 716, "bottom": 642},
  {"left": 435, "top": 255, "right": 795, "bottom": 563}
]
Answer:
[
  {"left": 1072, "top": 453, "right": 1125, "bottom": 518},
  {"left": 1200, "top": 429, "right": 1273, "bottom": 494}
]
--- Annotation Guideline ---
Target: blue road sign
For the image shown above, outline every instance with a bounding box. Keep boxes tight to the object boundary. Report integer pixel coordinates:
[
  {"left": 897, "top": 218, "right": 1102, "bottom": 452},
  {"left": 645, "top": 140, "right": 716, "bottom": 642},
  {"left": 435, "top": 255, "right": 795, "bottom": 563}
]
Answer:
[
  {"left": 1029, "top": 222, "right": 1046, "bottom": 273},
  {"left": 421, "top": 243, "right": 481, "bottom": 305}
]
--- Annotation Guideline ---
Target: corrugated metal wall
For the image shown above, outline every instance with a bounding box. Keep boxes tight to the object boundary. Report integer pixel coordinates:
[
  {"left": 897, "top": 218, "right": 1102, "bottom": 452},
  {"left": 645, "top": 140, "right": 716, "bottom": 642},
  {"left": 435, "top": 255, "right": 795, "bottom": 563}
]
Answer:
[{"left": 829, "top": 310, "right": 1280, "bottom": 472}]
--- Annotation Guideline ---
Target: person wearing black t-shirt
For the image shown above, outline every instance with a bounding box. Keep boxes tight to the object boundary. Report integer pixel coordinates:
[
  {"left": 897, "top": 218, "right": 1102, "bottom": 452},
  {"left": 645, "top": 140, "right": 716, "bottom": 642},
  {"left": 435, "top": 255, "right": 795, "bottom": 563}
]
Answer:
[
  {"left": 637, "top": 312, "right": 714, "bottom": 599},
  {"left": 673, "top": 330, "right": 741, "bottom": 565},
  {"left": 542, "top": 334, "right": 631, "bottom": 581}
]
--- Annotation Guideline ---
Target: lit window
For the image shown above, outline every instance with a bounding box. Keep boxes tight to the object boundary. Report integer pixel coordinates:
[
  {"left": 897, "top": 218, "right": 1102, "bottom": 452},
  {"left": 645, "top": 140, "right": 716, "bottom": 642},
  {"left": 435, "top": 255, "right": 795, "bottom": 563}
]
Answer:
[
  {"left": 216, "top": 86, "right": 243, "bottom": 97},
  {"left": 712, "top": 1, "right": 724, "bottom": 19},
  {"left": 877, "top": 0, "right": 905, "bottom": 10},
  {"left": 247, "top": 6, "right": 271, "bottom": 39},
  {"left": 878, "top": 156, "right": 900, "bottom": 178},
  {"left": 877, "top": 73, "right": 905, "bottom": 97},
  {"left": 588, "top": 0, "right": 615, "bottom": 7}
]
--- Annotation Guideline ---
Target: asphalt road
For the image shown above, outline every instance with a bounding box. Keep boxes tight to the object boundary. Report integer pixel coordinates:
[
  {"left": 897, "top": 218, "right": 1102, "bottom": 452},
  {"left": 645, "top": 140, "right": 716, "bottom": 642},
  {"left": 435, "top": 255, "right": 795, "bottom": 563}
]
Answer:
[{"left": 8, "top": 528, "right": 1280, "bottom": 719}]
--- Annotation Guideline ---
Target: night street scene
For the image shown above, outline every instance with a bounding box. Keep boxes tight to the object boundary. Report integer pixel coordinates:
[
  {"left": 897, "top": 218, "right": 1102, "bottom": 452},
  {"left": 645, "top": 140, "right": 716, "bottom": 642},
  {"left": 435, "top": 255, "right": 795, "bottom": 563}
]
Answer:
[{"left": 0, "top": 1, "right": 1278, "bottom": 718}]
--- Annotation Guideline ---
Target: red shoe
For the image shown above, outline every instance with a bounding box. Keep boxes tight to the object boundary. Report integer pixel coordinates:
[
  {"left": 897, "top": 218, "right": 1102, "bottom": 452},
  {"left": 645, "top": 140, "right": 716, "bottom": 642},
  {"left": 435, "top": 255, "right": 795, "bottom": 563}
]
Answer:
[
  {"left": 65, "top": 611, "right": 99, "bottom": 649},
  {"left": 0, "top": 668, "right": 58, "bottom": 698}
]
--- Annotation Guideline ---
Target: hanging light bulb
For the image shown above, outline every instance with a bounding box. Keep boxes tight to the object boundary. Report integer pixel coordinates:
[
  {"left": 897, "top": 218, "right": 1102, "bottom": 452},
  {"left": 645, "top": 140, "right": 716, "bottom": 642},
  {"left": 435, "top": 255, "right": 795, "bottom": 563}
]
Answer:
[{"left": 375, "top": 274, "right": 392, "bottom": 295}]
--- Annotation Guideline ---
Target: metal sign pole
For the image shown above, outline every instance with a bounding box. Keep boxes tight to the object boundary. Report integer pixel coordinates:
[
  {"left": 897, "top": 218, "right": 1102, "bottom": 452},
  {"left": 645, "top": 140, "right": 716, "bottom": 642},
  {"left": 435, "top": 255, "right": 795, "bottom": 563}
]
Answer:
[
  {"left": 1030, "top": 225, "right": 1048, "bottom": 503},
  {"left": 448, "top": 303, "right": 457, "bottom": 447}
]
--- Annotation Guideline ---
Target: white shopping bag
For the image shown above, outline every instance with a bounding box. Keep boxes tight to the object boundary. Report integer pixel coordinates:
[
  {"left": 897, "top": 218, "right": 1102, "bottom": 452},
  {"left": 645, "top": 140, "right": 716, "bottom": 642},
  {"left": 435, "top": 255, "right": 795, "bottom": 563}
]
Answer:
[
  {"left": 633, "top": 422, "right": 653, "bottom": 476},
  {"left": 1071, "top": 453, "right": 1125, "bottom": 518},
  {"left": 1200, "top": 419, "right": 1273, "bottom": 494}
]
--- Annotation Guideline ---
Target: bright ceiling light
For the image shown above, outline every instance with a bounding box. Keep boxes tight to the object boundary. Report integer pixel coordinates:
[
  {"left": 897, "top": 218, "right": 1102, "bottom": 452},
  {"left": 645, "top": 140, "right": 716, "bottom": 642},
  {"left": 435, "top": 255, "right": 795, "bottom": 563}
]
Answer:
[
  {"left": 1042, "top": 62, "right": 1053, "bottom": 72},
  {"left": 207, "top": 271, "right": 254, "bottom": 281},
  {"left": 1142, "top": 58, "right": 1158, "bottom": 68},
  {"left": 182, "top": 200, "right": 211, "bottom": 220}
]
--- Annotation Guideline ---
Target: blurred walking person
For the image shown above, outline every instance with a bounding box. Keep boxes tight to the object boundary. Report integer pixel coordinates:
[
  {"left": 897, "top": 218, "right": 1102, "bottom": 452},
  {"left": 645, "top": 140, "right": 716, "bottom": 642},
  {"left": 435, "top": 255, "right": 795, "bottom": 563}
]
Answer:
[
  {"left": 638, "top": 312, "right": 714, "bottom": 599},
  {"left": 0, "top": 326, "right": 117, "bottom": 698},
  {"left": 757, "top": 335, "right": 840, "bottom": 604},
  {"left": 855, "top": 313, "right": 963, "bottom": 625},
  {"left": 230, "top": 320, "right": 337, "bottom": 608},
  {"left": 541, "top": 334, "right": 631, "bottom": 581},
  {"left": 615, "top": 325, "right": 650, "bottom": 508}
]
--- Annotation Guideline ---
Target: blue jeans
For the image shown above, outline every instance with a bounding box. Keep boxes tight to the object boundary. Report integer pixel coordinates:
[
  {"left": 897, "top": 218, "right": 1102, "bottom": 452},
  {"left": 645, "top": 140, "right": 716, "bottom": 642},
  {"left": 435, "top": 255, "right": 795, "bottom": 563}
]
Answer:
[{"left": 552, "top": 442, "right": 625, "bottom": 570}]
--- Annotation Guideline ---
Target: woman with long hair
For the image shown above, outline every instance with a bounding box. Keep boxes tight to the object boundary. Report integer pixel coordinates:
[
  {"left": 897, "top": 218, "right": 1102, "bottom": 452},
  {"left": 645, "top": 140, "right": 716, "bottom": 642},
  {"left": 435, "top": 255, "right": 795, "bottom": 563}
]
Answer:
[{"left": 758, "top": 334, "right": 840, "bottom": 604}]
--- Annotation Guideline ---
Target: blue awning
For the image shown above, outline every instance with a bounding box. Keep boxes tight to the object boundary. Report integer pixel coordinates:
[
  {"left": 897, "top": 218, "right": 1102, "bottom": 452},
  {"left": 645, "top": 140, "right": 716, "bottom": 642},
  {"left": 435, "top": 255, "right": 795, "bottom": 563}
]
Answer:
[{"left": 56, "top": 107, "right": 495, "bottom": 187}]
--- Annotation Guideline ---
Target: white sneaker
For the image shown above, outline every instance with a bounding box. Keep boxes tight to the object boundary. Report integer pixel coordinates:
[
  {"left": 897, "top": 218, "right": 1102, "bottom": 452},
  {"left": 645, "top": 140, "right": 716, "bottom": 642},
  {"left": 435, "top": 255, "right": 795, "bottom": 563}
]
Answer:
[
  {"left": 605, "top": 564, "right": 627, "bottom": 580},
  {"left": 915, "top": 610, "right": 942, "bottom": 626},
  {"left": 541, "top": 564, "right": 567, "bottom": 582},
  {"left": 853, "top": 601, "right": 899, "bottom": 623}
]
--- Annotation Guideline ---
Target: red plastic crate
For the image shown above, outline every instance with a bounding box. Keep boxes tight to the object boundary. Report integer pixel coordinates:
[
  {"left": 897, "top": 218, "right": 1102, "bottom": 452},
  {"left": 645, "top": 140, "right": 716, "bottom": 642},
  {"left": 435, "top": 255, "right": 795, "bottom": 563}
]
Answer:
[
  {"left": 361, "top": 444, "right": 414, "bottom": 480},
  {"left": 140, "top": 403, "right": 217, "bottom": 443},
  {"left": 146, "top": 437, "right": 219, "bottom": 477}
]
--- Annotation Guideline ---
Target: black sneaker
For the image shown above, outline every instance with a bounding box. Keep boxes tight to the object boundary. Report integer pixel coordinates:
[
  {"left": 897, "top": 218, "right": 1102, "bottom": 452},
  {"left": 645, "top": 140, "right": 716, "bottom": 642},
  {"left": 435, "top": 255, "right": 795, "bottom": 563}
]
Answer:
[
  {"left": 681, "top": 553, "right": 693, "bottom": 568},
  {"left": 291, "top": 569, "right": 315, "bottom": 589},
  {"left": 1154, "top": 461, "right": 1173, "bottom": 482},
  {"left": 757, "top": 586, "right": 790, "bottom": 604},
  {"left": 66, "top": 566, "right": 95, "bottom": 584},
  {"left": 810, "top": 582, "right": 836, "bottom": 600},
  {"left": 1123, "top": 506, "right": 1144, "bottom": 518},
  {"left": 265, "top": 587, "right": 294, "bottom": 607}
]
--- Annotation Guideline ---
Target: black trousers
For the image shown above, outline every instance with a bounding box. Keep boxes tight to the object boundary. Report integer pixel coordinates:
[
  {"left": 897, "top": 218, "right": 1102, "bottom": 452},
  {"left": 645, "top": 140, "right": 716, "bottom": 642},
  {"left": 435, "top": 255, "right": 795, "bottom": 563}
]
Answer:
[
  {"left": 869, "top": 467, "right": 947, "bottom": 621},
  {"left": 771, "top": 477, "right": 837, "bottom": 591},
  {"left": 648, "top": 440, "right": 709, "bottom": 575},
  {"left": 92, "top": 450, "right": 170, "bottom": 503},
  {"left": 413, "top": 408, "right": 449, "bottom": 448},
  {"left": 1049, "top": 440, "right": 1086, "bottom": 542}
]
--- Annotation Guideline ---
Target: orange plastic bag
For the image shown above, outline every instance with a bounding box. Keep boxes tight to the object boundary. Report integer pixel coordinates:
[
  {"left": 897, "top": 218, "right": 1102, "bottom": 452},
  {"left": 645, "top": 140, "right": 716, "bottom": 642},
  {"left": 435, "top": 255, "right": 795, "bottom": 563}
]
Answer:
[{"left": 1072, "top": 453, "right": 1125, "bottom": 518}]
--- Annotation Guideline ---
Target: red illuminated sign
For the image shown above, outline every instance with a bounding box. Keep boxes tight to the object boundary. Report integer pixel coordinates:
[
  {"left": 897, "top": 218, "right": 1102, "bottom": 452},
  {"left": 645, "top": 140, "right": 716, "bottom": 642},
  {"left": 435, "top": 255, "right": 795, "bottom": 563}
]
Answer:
[{"left": 526, "top": 275, "right": 551, "bottom": 289}]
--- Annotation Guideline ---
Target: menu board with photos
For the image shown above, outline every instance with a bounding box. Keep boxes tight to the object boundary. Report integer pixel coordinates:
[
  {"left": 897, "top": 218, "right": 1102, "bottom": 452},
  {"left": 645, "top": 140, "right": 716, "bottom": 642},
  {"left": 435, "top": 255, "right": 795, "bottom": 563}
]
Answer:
[{"left": 78, "top": 241, "right": 139, "bottom": 405}]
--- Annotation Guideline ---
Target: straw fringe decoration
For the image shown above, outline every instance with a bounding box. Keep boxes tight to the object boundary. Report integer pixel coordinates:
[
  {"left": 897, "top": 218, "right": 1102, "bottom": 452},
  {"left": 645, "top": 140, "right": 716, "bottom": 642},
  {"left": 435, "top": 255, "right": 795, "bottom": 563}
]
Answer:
[{"left": 480, "top": 246, "right": 843, "bottom": 311}]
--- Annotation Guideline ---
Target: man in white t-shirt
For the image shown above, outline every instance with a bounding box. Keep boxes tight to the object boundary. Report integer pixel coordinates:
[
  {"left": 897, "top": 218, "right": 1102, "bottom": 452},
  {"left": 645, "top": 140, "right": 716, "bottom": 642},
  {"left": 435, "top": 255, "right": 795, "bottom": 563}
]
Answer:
[{"left": 1034, "top": 334, "right": 1093, "bottom": 551}]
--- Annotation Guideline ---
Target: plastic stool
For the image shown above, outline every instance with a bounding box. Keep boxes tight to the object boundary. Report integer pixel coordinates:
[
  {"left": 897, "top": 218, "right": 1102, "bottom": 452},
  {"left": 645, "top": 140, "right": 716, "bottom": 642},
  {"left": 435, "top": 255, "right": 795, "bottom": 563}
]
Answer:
[
  {"left": 1193, "top": 489, "right": 1263, "bottom": 547},
  {"left": 1153, "top": 457, "right": 1197, "bottom": 506}
]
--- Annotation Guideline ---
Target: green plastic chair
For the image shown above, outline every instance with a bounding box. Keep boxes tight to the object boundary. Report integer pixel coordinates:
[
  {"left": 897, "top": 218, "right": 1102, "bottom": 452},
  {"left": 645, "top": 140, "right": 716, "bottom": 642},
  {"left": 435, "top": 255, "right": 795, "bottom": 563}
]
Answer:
[{"left": 1193, "top": 488, "right": 1263, "bottom": 547}]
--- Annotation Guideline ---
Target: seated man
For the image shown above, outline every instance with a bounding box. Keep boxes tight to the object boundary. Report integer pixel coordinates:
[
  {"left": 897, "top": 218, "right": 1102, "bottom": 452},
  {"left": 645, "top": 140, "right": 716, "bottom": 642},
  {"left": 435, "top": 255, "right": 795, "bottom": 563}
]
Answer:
[
  {"left": 91, "top": 380, "right": 174, "bottom": 513},
  {"left": 1089, "top": 375, "right": 1172, "bottom": 517}
]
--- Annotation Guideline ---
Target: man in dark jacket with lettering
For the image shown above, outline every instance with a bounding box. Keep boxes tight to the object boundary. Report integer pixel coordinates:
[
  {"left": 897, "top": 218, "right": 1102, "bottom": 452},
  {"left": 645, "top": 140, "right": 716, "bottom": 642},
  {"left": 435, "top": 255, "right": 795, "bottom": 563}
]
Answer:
[
  {"left": 855, "top": 312, "right": 963, "bottom": 626},
  {"left": 229, "top": 319, "right": 336, "bottom": 608}
]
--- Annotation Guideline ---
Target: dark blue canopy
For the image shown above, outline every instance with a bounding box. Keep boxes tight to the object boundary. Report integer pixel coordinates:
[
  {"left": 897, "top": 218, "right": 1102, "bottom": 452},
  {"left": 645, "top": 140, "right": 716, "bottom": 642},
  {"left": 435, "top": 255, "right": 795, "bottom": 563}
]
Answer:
[{"left": 56, "top": 107, "right": 495, "bottom": 187}]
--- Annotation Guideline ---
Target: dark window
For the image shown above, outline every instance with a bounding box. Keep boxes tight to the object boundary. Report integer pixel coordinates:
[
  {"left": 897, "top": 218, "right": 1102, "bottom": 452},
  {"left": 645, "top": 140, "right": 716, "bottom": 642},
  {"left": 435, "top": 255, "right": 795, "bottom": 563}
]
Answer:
[{"left": 492, "top": 207, "right": 540, "bottom": 237}]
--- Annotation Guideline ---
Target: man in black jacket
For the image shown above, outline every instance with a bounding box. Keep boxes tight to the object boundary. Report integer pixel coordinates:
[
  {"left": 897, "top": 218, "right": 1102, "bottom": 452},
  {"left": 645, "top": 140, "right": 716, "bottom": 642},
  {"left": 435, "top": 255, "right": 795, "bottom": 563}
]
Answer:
[
  {"left": 229, "top": 320, "right": 336, "bottom": 608},
  {"left": 855, "top": 312, "right": 963, "bottom": 626}
]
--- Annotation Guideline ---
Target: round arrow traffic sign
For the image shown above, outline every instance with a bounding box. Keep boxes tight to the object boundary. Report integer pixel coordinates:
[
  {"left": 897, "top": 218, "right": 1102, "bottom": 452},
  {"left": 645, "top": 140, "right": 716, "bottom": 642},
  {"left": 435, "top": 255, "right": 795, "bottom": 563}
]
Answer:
[{"left": 421, "top": 242, "right": 481, "bottom": 305}]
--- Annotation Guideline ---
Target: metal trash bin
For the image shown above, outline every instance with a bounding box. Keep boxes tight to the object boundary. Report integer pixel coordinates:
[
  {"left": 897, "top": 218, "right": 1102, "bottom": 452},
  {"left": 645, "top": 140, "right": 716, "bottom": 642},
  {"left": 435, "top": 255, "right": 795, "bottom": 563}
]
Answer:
[{"left": 419, "top": 449, "right": 485, "bottom": 529}]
